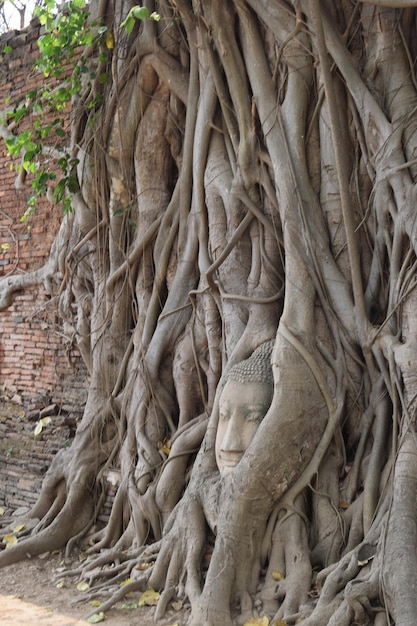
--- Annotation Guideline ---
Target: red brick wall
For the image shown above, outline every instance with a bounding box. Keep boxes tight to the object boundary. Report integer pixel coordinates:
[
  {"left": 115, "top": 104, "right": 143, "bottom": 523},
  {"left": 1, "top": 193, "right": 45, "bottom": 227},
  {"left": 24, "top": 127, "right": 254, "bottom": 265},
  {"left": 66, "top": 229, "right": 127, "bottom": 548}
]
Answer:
[
  {"left": 0, "top": 401, "right": 116, "bottom": 520},
  {"left": 0, "top": 402, "right": 76, "bottom": 511},
  {"left": 0, "top": 20, "right": 87, "bottom": 408}
]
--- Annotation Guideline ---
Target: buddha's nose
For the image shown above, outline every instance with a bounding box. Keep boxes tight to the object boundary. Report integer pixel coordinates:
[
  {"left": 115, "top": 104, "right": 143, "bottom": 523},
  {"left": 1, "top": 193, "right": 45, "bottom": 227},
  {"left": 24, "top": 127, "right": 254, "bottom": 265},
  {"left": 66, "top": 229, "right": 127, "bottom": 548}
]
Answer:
[{"left": 221, "top": 415, "right": 243, "bottom": 452}]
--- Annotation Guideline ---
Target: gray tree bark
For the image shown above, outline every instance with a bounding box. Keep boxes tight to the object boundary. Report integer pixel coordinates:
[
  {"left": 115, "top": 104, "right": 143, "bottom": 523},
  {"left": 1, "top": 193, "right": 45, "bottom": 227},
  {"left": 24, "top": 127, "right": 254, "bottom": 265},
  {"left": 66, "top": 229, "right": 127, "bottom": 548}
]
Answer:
[{"left": 1, "top": 1, "right": 417, "bottom": 624}]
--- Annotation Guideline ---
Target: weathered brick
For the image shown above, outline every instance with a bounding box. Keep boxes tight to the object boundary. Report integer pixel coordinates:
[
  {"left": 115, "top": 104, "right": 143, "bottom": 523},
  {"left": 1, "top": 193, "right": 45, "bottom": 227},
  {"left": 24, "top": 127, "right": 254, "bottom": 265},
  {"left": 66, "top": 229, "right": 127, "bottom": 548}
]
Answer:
[{"left": 0, "top": 21, "right": 87, "bottom": 409}]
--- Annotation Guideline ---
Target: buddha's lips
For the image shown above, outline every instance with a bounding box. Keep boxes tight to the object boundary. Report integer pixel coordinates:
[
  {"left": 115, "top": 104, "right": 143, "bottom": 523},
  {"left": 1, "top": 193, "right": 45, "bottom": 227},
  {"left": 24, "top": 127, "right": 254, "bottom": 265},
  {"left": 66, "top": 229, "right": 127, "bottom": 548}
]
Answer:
[{"left": 218, "top": 452, "right": 243, "bottom": 466}]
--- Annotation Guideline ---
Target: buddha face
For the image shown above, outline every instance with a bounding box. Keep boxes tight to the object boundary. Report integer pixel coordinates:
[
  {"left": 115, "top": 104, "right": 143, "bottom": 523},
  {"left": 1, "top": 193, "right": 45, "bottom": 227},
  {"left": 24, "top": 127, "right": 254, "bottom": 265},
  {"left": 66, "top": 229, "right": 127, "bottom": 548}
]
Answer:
[{"left": 215, "top": 378, "right": 273, "bottom": 475}]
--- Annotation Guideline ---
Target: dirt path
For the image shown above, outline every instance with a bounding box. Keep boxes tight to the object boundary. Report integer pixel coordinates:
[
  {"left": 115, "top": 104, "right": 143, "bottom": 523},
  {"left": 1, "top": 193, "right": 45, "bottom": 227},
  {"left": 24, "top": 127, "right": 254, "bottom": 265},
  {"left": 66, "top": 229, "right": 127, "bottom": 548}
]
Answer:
[
  {"left": 0, "top": 597, "right": 88, "bottom": 626},
  {"left": 0, "top": 552, "right": 189, "bottom": 625}
]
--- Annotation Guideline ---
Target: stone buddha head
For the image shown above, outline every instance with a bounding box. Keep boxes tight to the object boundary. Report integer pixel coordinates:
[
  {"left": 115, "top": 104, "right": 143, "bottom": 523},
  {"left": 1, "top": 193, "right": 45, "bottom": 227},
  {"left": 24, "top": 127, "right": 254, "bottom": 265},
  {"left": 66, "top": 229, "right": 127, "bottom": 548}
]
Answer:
[{"left": 215, "top": 340, "right": 274, "bottom": 475}]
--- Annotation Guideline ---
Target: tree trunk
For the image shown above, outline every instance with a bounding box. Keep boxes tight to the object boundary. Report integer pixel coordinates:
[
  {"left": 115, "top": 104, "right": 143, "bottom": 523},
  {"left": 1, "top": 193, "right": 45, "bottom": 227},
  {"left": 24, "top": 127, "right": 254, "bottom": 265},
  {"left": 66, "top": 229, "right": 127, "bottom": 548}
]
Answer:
[{"left": 2, "top": 1, "right": 417, "bottom": 624}]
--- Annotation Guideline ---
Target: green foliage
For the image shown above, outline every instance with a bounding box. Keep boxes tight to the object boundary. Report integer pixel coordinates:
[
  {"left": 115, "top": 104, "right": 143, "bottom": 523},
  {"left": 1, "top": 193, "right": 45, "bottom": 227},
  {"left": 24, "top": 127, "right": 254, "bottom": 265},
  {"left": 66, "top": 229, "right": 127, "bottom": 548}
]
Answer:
[
  {"left": 53, "top": 155, "right": 80, "bottom": 213},
  {"left": 3, "top": 0, "right": 159, "bottom": 216},
  {"left": 35, "top": 0, "right": 89, "bottom": 80},
  {"left": 121, "top": 5, "right": 160, "bottom": 35},
  {"left": 3, "top": 0, "right": 105, "bottom": 214},
  {"left": 5, "top": 130, "right": 34, "bottom": 157},
  {"left": 4, "top": 110, "right": 74, "bottom": 213}
]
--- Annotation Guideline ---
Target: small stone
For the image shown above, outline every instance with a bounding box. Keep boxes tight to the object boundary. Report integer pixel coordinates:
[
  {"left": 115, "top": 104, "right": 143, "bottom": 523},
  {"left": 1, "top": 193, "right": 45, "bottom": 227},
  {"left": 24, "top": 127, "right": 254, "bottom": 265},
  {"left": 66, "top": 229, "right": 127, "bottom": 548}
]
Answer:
[
  {"left": 40, "top": 404, "right": 59, "bottom": 418},
  {"left": 26, "top": 410, "right": 41, "bottom": 422},
  {"left": 12, "top": 506, "right": 30, "bottom": 516}
]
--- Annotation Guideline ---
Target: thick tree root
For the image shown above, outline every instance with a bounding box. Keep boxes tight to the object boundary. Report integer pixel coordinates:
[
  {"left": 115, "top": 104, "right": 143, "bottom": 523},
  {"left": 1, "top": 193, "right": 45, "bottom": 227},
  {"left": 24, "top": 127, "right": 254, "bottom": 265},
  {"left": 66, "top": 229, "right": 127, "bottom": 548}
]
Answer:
[
  {"left": 260, "top": 496, "right": 311, "bottom": 621},
  {"left": 0, "top": 495, "right": 93, "bottom": 567}
]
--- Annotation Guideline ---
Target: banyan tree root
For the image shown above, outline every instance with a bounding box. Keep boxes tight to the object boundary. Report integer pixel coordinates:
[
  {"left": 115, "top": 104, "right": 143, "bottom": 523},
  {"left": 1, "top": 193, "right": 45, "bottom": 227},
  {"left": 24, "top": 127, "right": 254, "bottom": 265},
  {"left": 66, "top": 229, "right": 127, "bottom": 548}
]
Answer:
[
  {"left": 260, "top": 496, "right": 312, "bottom": 621},
  {"left": 2, "top": 2, "right": 417, "bottom": 625}
]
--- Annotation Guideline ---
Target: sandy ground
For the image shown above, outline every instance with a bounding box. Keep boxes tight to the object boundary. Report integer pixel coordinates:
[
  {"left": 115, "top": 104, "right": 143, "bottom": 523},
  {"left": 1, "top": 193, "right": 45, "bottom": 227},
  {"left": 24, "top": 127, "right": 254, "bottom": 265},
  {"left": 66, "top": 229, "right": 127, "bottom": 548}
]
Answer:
[{"left": 0, "top": 551, "right": 190, "bottom": 626}]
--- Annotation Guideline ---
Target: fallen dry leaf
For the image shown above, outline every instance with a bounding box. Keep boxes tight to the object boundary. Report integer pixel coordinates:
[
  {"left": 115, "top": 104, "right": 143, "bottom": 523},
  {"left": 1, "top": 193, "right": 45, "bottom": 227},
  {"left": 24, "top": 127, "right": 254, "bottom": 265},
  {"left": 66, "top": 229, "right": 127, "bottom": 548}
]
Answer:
[
  {"left": 3, "top": 534, "right": 18, "bottom": 548},
  {"left": 138, "top": 588, "right": 160, "bottom": 606},
  {"left": 76, "top": 581, "right": 90, "bottom": 592}
]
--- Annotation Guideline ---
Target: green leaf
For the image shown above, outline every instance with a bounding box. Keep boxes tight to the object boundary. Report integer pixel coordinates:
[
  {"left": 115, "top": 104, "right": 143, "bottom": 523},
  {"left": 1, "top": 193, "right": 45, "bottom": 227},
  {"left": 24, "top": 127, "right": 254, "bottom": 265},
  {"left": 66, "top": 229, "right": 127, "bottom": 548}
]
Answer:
[
  {"left": 57, "top": 156, "right": 69, "bottom": 171},
  {"left": 25, "top": 162, "right": 37, "bottom": 174},
  {"left": 132, "top": 6, "right": 149, "bottom": 20},
  {"left": 38, "top": 12, "right": 49, "bottom": 26},
  {"left": 53, "top": 179, "right": 67, "bottom": 204},
  {"left": 68, "top": 175, "right": 80, "bottom": 194},
  {"left": 14, "top": 108, "right": 27, "bottom": 124},
  {"left": 63, "top": 197, "right": 73, "bottom": 214},
  {"left": 23, "top": 150, "right": 36, "bottom": 163},
  {"left": 122, "top": 15, "right": 135, "bottom": 35}
]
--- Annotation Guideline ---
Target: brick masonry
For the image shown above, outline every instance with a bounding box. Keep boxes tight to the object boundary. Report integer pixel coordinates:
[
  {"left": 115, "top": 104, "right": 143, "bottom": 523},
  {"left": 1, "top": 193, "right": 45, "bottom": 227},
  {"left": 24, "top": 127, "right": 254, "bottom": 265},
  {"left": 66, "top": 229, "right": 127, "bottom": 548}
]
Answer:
[
  {"left": 0, "top": 402, "right": 76, "bottom": 511},
  {"left": 0, "top": 401, "right": 116, "bottom": 524},
  {"left": 0, "top": 22, "right": 91, "bottom": 515},
  {"left": 0, "top": 19, "right": 87, "bottom": 407}
]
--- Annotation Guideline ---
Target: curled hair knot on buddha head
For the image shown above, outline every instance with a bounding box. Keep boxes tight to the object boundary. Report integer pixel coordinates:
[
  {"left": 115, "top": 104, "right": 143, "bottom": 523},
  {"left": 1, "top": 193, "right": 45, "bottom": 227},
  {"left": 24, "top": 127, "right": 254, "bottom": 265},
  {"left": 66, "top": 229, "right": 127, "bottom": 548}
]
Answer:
[{"left": 226, "top": 339, "right": 274, "bottom": 387}]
